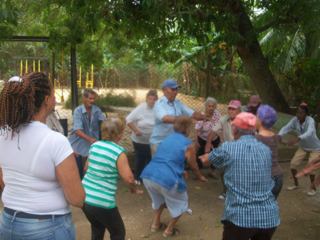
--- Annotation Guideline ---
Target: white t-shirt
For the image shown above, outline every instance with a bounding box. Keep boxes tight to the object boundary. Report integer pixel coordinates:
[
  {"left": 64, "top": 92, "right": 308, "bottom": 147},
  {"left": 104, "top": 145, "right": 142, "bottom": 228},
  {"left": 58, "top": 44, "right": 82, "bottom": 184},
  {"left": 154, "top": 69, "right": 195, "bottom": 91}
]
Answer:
[
  {"left": 0, "top": 121, "right": 73, "bottom": 215},
  {"left": 126, "top": 102, "right": 155, "bottom": 144}
]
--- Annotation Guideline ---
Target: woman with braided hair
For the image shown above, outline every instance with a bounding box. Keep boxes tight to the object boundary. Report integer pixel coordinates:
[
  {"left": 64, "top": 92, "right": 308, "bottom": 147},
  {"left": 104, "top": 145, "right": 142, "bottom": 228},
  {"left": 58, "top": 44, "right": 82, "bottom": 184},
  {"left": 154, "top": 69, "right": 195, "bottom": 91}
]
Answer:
[{"left": 0, "top": 73, "right": 85, "bottom": 240}]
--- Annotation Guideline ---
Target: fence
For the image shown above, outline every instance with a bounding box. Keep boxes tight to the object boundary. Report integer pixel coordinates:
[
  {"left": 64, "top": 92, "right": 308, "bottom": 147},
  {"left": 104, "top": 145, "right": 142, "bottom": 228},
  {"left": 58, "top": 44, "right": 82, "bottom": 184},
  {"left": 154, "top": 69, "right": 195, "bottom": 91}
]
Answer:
[{"left": 54, "top": 88, "right": 229, "bottom": 152}]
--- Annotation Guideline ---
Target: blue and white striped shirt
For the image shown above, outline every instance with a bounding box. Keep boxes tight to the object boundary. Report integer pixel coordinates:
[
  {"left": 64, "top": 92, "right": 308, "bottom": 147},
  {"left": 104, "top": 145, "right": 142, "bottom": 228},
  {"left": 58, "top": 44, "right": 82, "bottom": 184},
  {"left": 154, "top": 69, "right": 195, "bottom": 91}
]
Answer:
[{"left": 208, "top": 135, "right": 280, "bottom": 228}]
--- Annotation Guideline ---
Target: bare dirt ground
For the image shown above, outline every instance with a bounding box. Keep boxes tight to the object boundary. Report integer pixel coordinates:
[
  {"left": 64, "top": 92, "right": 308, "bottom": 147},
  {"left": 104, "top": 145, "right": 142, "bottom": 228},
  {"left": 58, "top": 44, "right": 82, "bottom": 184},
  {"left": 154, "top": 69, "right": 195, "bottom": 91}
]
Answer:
[
  {"left": 71, "top": 148, "right": 320, "bottom": 240},
  {"left": 1, "top": 157, "right": 319, "bottom": 240},
  {"left": 51, "top": 88, "right": 320, "bottom": 239}
]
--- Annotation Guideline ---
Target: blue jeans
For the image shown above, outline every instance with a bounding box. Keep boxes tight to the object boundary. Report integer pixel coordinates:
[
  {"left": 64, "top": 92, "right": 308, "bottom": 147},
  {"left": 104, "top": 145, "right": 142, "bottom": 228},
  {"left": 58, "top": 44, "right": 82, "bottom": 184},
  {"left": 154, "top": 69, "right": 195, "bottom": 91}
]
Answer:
[
  {"left": 0, "top": 211, "right": 75, "bottom": 240},
  {"left": 132, "top": 141, "right": 152, "bottom": 181}
]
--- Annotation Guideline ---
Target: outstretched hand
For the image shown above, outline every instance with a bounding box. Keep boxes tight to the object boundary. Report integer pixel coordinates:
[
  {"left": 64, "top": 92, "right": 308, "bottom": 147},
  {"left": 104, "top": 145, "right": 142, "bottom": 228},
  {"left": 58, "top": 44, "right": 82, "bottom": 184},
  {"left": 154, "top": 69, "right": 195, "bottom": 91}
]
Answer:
[
  {"left": 296, "top": 160, "right": 320, "bottom": 178},
  {"left": 197, "top": 175, "right": 208, "bottom": 182},
  {"left": 198, "top": 153, "right": 210, "bottom": 167},
  {"left": 286, "top": 138, "right": 299, "bottom": 146},
  {"left": 131, "top": 188, "right": 144, "bottom": 194}
]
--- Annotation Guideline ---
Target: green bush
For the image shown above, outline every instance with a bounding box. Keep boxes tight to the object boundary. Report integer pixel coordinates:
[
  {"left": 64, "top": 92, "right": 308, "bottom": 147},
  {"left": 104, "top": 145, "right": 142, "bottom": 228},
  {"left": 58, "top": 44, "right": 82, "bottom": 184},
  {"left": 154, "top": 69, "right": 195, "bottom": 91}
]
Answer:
[
  {"left": 64, "top": 92, "right": 136, "bottom": 110},
  {"left": 273, "top": 112, "right": 293, "bottom": 132}
]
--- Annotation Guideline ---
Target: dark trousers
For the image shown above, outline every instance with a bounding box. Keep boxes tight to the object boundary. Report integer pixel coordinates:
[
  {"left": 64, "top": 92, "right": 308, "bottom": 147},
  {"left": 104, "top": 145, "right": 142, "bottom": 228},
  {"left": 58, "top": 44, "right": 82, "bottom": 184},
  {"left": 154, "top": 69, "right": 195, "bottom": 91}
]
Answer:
[
  {"left": 222, "top": 221, "right": 276, "bottom": 240},
  {"left": 196, "top": 136, "right": 220, "bottom": 168},
  {"left": 272, "top": 174, "right": 283, "bottom": 199},
  {"left": 75, "top": 155, "right": 85, "bottom": 179},
  {"left": 83, "top": 204, "right": 125, "bottom": 240},
  {"left": 132, "top": 141, "right": 152, "bottom": 181}
]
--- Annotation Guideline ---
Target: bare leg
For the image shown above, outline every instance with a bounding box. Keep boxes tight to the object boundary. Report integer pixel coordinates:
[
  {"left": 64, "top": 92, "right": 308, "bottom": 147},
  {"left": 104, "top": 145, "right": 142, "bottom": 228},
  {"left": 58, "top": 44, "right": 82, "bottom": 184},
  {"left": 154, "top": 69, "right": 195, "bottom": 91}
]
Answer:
[
  {"left": 291, "top": 169, "right": 299, "bottom": 186},
  {"left": 163, "top": 215, "right": 181, "bottom": 236},
  {"left": 151, "top": 204, "right": 166, "bottom": 229},
  {"left": 310, "top": 175, "right": 316, "bottom": 190}
]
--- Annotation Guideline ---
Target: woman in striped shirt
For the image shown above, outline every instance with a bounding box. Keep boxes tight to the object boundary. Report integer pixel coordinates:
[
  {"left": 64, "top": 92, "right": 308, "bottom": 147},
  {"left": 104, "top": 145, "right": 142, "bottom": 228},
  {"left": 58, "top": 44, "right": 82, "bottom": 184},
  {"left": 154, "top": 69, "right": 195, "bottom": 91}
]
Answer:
[{"left": 82, "top": 118, "right": 142, "bottom": 240}]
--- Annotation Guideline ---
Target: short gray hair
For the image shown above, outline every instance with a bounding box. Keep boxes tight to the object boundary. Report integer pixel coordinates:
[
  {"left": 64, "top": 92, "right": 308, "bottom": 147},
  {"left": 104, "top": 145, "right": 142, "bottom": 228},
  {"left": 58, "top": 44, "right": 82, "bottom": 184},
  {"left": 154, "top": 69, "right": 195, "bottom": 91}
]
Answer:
[
  {"left": 233, "top": 126, "right": 256, "bottom": 136},
  {"left": 82, "top": 88, "right": 97, "bottom": 98},
  {"left": 205, "top": 97, "right": 217, "bottom": 106}
]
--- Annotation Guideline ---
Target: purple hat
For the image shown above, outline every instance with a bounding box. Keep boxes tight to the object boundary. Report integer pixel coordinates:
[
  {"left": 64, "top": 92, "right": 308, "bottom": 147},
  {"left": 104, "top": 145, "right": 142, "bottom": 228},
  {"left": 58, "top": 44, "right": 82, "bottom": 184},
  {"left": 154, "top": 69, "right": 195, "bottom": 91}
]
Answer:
[
  {"left": 161, "top": 79, "right": 181, "bottom": 89},
  {"left": 228, "top": 100, "right": 242, "bottom": 109},
  {"left": 257, "top": 104, "right": 277, "bottom": 129}
]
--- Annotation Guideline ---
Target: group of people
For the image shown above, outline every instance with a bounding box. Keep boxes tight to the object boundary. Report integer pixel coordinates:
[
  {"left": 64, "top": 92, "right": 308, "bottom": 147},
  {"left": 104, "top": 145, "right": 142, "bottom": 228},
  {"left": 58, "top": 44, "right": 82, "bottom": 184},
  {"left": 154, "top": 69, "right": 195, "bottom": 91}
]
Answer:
[{"left": 0, "top": 73, "right": 319, "bottom": 240}]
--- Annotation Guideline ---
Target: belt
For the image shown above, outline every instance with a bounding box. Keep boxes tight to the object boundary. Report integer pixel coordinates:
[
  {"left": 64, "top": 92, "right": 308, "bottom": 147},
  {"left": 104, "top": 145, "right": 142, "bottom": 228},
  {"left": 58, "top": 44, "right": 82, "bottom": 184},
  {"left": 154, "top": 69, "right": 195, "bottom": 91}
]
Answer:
[{"left": 4, "top": 207, "right": 64, "bottom": 220}]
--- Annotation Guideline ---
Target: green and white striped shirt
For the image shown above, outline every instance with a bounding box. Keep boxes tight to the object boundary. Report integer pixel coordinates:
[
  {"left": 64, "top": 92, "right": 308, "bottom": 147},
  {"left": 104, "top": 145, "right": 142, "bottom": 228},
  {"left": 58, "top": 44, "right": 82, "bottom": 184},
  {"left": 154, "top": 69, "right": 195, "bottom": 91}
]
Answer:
[{"left": 82, "top": 140, "right": 125, "bottom": 209}]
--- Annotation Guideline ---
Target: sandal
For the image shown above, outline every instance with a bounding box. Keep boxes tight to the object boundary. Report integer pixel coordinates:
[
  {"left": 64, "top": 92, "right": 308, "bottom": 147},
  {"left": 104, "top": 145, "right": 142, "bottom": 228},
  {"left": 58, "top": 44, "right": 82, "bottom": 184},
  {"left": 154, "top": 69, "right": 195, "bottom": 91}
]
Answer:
[
  {"left": 162, "top": 228, "right": 180, "bottom": 238},
  {"left": 151, "top": 223, "right": 167, "bottom": 233}
]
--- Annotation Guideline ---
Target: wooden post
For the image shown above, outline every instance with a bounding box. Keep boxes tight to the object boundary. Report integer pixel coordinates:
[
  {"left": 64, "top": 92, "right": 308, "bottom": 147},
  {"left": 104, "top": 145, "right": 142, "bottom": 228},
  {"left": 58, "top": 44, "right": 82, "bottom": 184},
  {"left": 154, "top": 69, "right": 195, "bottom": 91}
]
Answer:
[
  {"left": 70, "top": 45, "right": 78, "bottom": 111},
  {"left": 20, "top": 60, "right": 23, "bottom": 76}
]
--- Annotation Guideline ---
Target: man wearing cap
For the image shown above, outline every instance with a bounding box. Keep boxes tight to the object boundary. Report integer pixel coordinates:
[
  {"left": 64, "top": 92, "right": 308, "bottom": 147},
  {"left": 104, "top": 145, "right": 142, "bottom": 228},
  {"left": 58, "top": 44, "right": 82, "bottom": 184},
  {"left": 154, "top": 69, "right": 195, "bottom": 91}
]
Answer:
[
  {"left": 205, "top": 99, "right": 242, "bottom": 200},
  {"left": 200, "top": 112, "right": 280, "bottom": 240},
  {"left": 208, "top": 100, "right": 242, "bottom": 144},
  {"left": 150, "top": 79, "right": 205, "bottom": 152}
]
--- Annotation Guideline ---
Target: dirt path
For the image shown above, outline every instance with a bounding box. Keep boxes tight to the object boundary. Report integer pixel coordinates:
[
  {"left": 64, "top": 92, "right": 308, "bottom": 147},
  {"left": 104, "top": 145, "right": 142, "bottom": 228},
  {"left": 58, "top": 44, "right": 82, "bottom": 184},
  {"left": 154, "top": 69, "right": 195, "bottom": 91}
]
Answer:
[
  {"left": 72, "top": 160, "right": 320, "bottom": 240},
  {"left": 0, "top": 153, "right": 319, "bottom": 239}
]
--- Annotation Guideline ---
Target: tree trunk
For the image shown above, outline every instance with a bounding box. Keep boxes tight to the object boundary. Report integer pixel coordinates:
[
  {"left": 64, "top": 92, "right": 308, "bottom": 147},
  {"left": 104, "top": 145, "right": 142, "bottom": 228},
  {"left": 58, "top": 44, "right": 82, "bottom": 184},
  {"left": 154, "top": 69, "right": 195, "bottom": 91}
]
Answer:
[{"left": 227, "top": 1, "right": 290, "bottom": 113}]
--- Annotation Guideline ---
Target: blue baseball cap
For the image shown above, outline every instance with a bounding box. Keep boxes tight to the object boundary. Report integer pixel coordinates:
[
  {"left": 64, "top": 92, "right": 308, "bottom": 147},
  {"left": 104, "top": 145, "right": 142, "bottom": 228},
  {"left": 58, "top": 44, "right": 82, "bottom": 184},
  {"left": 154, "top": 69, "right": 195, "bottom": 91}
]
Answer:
[{"left": 161, "top": 79, "right": 181, "bottom": 89}]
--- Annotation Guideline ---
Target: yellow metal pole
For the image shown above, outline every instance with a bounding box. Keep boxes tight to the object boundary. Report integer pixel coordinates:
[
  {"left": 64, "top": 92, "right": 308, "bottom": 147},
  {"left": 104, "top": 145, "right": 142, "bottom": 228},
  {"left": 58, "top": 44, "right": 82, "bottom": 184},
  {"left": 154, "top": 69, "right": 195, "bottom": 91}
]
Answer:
[
  {"left": 33, "top": 60, "right": 36, "bottom": 72},
  {"left": 91, "top": 64, "right": 94, "bottom": 81},
  {"left": 38, "top": 60, "right": 41, "bottom": 72},
  {"left": 20, "top": 60, "right": 23, "bottom": 76},
  {"left": 79, "top": 66, "right": 82, "bottom": 82},
  {"left": 25, "top": 60, "right": 28, "bottom": 74}
]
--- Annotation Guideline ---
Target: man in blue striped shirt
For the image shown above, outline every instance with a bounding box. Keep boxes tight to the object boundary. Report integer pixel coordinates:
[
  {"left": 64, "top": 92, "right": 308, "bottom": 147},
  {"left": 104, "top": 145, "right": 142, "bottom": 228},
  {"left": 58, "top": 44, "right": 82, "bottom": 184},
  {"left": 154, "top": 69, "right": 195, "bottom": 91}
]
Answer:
[{"left": 200, "top": 112, "right": 280, "bottom": 240}]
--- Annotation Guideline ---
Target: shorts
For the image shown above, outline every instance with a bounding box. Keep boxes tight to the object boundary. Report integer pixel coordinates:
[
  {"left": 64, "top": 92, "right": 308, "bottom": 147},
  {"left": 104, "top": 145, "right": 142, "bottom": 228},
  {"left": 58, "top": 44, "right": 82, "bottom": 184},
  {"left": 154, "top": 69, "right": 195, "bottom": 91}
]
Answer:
[
  {"left": 290, "top": 148, "right": 320, "bottom": 170},
  {"left": 143, "top": 179, "right": 188, "bottom": 218}
]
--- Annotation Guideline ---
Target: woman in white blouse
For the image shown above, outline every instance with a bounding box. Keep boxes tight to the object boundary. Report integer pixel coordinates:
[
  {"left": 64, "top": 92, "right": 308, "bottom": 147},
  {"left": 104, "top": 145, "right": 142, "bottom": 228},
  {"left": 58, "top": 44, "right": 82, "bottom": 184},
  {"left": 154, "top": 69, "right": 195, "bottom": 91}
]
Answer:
[{"left": 126, "top": 90, "right": 158, "bottom": 183}]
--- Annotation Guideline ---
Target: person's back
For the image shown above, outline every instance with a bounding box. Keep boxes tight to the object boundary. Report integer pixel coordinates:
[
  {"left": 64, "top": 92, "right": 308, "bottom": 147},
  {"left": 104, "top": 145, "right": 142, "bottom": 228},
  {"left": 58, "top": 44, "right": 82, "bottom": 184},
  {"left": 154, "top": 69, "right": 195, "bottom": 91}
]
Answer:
[
  {"left": 0, "top": 73, "right": 84, "bottom": 240},
  {"left": 143, "top": 132, "right": 191, "bottom": 191},
  {"left": 221, "top": 136, "right": 278, "bottom": 222},
  {"left": 202, "top": 112, "right": 280, "bottom": 240},
  {"left": 83, "top": 140, "right": 125, "bottom": 209},
  {"left": 0, "top": 122, "right": 72, "bottom": 214}
]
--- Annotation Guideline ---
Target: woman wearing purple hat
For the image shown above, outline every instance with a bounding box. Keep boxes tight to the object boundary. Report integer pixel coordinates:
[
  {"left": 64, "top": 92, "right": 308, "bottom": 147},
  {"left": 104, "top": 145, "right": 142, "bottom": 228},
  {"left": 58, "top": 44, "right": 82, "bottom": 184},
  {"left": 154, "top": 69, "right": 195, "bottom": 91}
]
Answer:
[{"left": 256, "top": 105, "right": 283, "bottom": 198}]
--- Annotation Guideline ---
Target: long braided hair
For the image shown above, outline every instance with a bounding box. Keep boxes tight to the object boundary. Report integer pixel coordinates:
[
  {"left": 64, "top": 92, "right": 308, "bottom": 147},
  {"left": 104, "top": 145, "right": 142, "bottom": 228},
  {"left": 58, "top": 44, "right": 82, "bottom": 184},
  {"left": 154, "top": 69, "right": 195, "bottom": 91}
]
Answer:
[{"left": 0, "top": 72, "right": 52, "bottom": 137}]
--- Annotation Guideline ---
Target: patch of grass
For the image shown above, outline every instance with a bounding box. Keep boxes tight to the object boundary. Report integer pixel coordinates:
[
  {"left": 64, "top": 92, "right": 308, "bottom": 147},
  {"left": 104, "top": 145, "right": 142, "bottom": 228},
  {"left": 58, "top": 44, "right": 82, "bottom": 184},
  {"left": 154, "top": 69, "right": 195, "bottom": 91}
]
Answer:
[
  {"left": 64, "top": 92, "right": 136, "bottom": 110},
  {"left": 96, "top": 93, "right": 136, "bottom": 108},
  {"left": 273, "top": 112, "right": 293, "bottom": 132},
  {"left": 0, "top": 80, "right": 4, "bottom": 91}
]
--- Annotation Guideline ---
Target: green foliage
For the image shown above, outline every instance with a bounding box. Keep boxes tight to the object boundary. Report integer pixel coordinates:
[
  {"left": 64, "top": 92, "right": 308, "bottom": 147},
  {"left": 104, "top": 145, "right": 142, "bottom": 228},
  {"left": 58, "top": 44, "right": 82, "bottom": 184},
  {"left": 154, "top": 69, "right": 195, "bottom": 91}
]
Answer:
[
  {"left": 0, "top": 0, "right": 18, "bottom": 39},
  {"left": 95, "top": 93, "right": 136, "bottom": 108},
  {"left": 273, "top": 112, "right": 293, "bottom": 132},
  {"left": 64, "top": 92, "right": 136, "bottom": 110},
  {"left": 283, "top": 58, "right": 320, "bottom": 111},
  {"left": 1, "top": 0, "right": 320, "bottom": 111}
]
